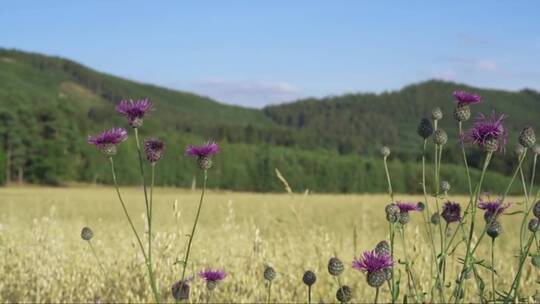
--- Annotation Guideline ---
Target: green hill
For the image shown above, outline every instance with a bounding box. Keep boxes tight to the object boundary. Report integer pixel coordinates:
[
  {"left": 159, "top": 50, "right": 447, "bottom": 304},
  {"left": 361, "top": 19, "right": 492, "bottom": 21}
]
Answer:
[{"left": 0, "top": 48, "right": 536, "bottom": 194}]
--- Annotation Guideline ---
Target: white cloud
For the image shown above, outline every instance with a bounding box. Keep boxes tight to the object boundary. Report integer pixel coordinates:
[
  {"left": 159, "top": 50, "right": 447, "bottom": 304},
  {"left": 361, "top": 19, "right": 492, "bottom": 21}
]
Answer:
[{"left": 184, "top": 78, "right": 303, "bottom": 108}]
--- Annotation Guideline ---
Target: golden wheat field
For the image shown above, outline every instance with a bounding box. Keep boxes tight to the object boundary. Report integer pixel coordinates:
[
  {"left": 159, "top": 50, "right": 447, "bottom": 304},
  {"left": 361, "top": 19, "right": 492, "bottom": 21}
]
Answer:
[{"left": 0, "top": 186, "right": 537, "bottom": 303}]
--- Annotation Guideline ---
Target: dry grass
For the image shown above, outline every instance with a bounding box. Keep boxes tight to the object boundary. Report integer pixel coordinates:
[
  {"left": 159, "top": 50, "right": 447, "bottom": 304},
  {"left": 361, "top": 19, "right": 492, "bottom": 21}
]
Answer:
[{"left": 0, "top": 186, "right": 538, "bottom": 303}]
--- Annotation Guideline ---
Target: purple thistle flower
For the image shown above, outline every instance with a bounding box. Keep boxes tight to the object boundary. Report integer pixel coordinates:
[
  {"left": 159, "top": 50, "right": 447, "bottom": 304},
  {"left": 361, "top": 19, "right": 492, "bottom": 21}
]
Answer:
[
  {"left": 352, "top": 250, "right": 393, "bottom": 274},
  {"left": 441, "top": 201, "right": 461, "bottom": 223},
  {"left": 478, "top": 194, "right": 511, "bottom": 220},
  {"left": 462, "top": 111, "right": 508, "bottom": 153},
  {"left": 186, "top": 142, "right": 220, "bottom": 170},
  {"left": 395, "top": 201, "right": 422, "bottom": 212},
  {"left": 453, "top": 90, "right": 482, "bottom": 105},
  {"left": 199, "top": 269, "right": 226, "bottom": 282},
  {"left": 116, "top": 98, "right": 153, "bottom": 127},
  {"left": 144, "top": 138, "right": 165, "bottom": 163},
  {"left": 87, "top": 128, "right": 128, "bottom": 156}
]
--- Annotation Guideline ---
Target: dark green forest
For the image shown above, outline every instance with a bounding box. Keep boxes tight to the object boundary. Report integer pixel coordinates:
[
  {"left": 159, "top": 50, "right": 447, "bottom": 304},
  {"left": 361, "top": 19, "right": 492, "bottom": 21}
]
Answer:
[{"left": 0, "top": 48, "right": 538, "bottom": 193}]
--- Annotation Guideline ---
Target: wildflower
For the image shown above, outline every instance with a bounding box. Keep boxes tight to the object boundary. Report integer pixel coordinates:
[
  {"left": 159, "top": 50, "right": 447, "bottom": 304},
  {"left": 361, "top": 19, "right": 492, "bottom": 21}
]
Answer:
[
  {"left": 80, "top": 227, "right": 93, "bottom": 241},
  {"left": 518, "top": 126, "right": 536, "bottom": 149},
  {"left": 186, "top": 141, "right": 220, "bottom": 170},
  {"left": 374, "top": 240, "right": 390, "bottom": 257},
  {"left": 87, "top": 128, "right": 128, "bottom": 156},
  {"left": 441, "top": 201, "right": 461, "bottom": 224},
  {"left": 432, "top": 107, "right": 443, "bottom": 121},
  {"left": 116, "top": 99, "right": 153, "bottom": 127},
  {"left": 416, "top": 202, "right": 425, "bottom": 211},
  {"left": 172, "top": 277, "right": 193, "bottom": 301},
  {"left": 328, "top": 257, "right": 344, "bottom": 276},
  {"left": 453, "top": 90, "right": 482, "bottom": 104},
  {"left": 302, "top": 270, "right": 317, "bottom": 286},
  {"left": 395, "top": 201, "right": 422, "bottom": 225},
  {"left": 486, "top": 221, "right": 502, "bottom": 239},
  {"left": 528, "top": 218, "right": 539, "bottom": 232},
  {"left": 199, "top": 269, "right": 226, "bottom": 291},
  {"left": 433, "top": 129, "right": 448, "bottom": 146},
  {"left": 417, "top": 118, "right": 434, "bottom": 139},
  {"left": 143, "top": 138, "right": 165, "bottom": 163},
  {"left": 478, "top": 195, "right": 511, "bottom": 222},
  {"left": 263, "top": 265, "right": 276, "bottom": 281},
  {"left": 380, "top": 146, "right": 391, "bottom": 157},
  {"left": 463, "top": 112, "right": 508, "bottom": 153},
  {"left": 534, "top": 201, "right": 540, "bottom": 218},
  {"left": 336, "top": 285, "right": 352, "bottom": 303},
  {"left": 441, "top": 181, "right": 451, "bottom": 193},
  {"left": 353, "top": 250, "right": 394, "bottom": 288},
  {"left": 453, "top": 91, "right": 482, "bottom": 122}
]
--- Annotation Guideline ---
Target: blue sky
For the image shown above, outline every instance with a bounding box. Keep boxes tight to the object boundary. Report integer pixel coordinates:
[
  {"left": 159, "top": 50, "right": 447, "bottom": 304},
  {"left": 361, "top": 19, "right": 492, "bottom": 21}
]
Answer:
[{"left": 1, "top": 1, "right": 539, "bottom": 108}]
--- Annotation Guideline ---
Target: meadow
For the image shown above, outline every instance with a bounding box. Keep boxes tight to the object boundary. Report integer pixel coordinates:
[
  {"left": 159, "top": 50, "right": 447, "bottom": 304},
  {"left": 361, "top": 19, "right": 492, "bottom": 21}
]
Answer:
[{"left": 0, "top": 186, "right": 537, "bottom": 303}]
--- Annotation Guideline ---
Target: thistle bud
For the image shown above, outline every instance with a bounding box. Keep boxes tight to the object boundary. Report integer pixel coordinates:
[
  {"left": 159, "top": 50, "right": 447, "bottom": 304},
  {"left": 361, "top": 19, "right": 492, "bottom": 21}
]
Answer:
[
  {"left": 433, "top": 129, "right": 448, "bottom": 146},
  {"left": 172, "top": 280, "right": 190, "bottom": 301},
  {"left": 453, "top": 103, "right": 471, "bottom": 122},
  {"left": 431, "top": 213, "right": 440, "bottom": 225},
  {"left": 441, "top": 181, "right": 451, "bottom": 193},
  {"left": 528, "top": 218, "right": 539, "bottom": 232},
  {"left": 385, "top": 204, "right": 399, "bottom": 223},
  {"left": 328, "top": 257, "right": 344, "bottom": 276},
  {"left": 417, "top": 118, "right": 434, "bottom": 139},
  {"left": 380, "top": 146, "right": 391, "bottom": 157},
  {"left": 206, "top": 281, "right": 217, "bottom": 291},
  {"left": 374, "top": 240, "right": 391, "bottom": 257},
  {"left": 398, "top": 211, "right": 410, "bottom": 225},
  {"left": 302, "top": 270, "right": 316, "bottom": 286},
  {"left": 533, "top": 201, "right": 540, "bottom": 219},
  {"left": 336, "top": 285, "right": 352, "bottom": 303},
  {"left": 416, "top": 202, "right": 425, "bottom": 211},
  {"left": 432, "top": 107, "right": 443, "bottom": 121},
  {"left": 263, "top": 266, "right": 276, "bottom": 281},
  {"left": 197, "top": 156, "right": 213, "bottom": 170},
  {"left": 487, "top": 221, "right": 502, "bottom": 239},
  {"left": 518, "top": 126, "right": 536, "bottom": 148},
  {"left": 484, "top": 138, "right": 499, "bottom": 153},
  {"left": 81, "top": 227, "right": 94, "bottom": 241}
]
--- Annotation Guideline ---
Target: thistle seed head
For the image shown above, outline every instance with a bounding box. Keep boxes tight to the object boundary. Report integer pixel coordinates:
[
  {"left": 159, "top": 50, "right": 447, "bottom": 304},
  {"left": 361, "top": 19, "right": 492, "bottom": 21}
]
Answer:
[
  {"left": 431, "top": 213, "right": 440, "bottom": 225},
  {"left": 519, "top": 126, "right": 536, "bottom": 148},
  {"left": 263, "top": 266, "right": 276, "bottom": 281},
  {"left": 374, "top": 240, "right": 391, "bottom": 257},
  {"left": 453, "top": 103, "right": 471, "bottom": 122},
  {"left": 417, "top": 118, "right": 434, "bottom": 139},
  {"left": 398, "top": 211, "right": 410, "bottom": 225},
  {"left": 328, "top": 257, "right": 344, "bottom": 276},
  {"left": 431, "top": 107, "right": 443, "bottom": 121},
  {"left": 433, "top": 129, "right": 448, "bottom": 146},
  {"left": 441, "top": 181, "right": 451, "bottom": 193},
  {"left": 533, "top": 201, "right": 540, "bottom": 218},
  {"left": 380, "top": 146, "right": 391, "bottom": 157},
  {"left": 206, "top": 281, "right": 217, "bottom": 291},
  {"left": 487, "top": 221, "right": 502, "bottom": 239},
  {"left": 367, "top": 270, "right": 387, "bottom": 288},
  {"left": 80, "top": 227, "right": 94, "bottom": 241},
  {"left": 302, "top": 270, "right": 317, "bottom": 286},
  {"left": 336, "top": 285, "right": 352, "bottom": 303},
  {"left": 528, "top": 218, "right": 539, "bottom": 232}
]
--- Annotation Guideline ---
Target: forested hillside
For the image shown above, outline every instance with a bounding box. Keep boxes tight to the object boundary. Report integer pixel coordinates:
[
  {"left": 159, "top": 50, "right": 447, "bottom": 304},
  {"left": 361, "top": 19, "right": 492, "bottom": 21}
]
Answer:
[{"left": 0, "top": 48, "right": 537, "bottom": 193}]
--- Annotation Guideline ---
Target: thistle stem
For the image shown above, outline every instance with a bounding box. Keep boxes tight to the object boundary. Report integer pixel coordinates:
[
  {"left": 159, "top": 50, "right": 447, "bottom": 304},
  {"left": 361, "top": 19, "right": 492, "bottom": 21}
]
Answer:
[
  {"left": 374, "top": 287, "right": 380, "bottom": 304},
  {"left": 491, "top": 238, "right": 495, "bottom": 303},
  {"left": 399, "top": 226, "right": 419, "bottom": 301},
  {"left": 307, "top": 285, "right": 311, "bottom": 304},
  {"left": 529, "top": 153, "right": 538, "bottom": 199},
  {"left": 383, "top": 154, "right": 396, "bottom": 303},
  {"left": 179, "top": 169, "right": 208, "bottom": 295},
  {"left": 87, "top": 240, "right": 106, "bottom": 275},
  {"left": 267, "top": 281, "right": 272, "bottom": 304},
  {"left": 109, "top": 157, "right": 160, "bottom": 303},
  {"left": 383, "top": 155, "right": 394, "bottom": 202}
]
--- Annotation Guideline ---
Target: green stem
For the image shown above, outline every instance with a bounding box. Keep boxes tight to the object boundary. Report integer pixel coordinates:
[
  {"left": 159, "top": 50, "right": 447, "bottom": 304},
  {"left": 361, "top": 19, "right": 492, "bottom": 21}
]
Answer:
[
  {"left": 383, "top": 155, "right": 394, "bottom": 202},
  {"left": 335, "top": 276, "right": 344, "bottom": 303},
  {"left": 389, "top": 222, "right": 396, "bottom": 304},
  {"left": 267, "top": 281, "right": 272, "bottom": 304},
  {"left": 374, "top": 287, "right": 380, "bottom": 304},
  {"left": 491, "top": 238, "right": 495, "bottom": 303},
  {"left": 453, "top": 151, "right": 492, "bottom": 303},
  {"left": 529, "top": 154, "right": 537, "bottom": 200},
  {"left": 87, "top": 240, "right": 106, "bottom": 275},
  {"left": 506, "top": 233, "right": 535, "bottom": 301},
  {"left": 459, "top": 122, "right": 473, "bottom": 195},
  {"left": 179, "top": 169, "right": 208, "bottom": 292},
  {"left": 307, "top": 285, "right": 311, "bottom": 304},
  {"left": 109, "top": 157, "right": 160, "bottom": 303},
  {"left": 399, "top": 226, "right": 419, "bottom": 301}
]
